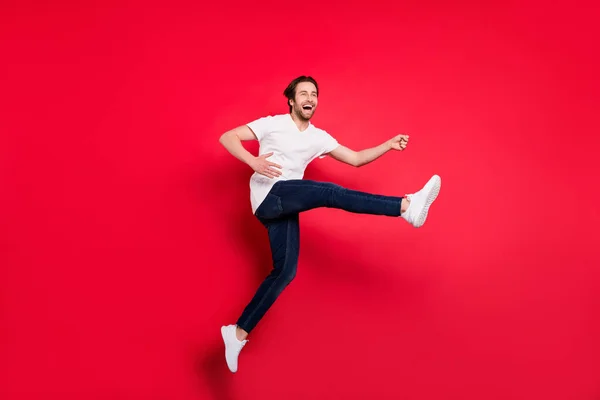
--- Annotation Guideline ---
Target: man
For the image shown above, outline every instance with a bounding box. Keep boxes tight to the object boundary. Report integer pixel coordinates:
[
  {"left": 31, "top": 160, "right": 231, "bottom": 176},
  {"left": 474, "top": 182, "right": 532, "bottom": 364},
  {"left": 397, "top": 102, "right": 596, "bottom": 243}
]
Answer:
[{"left": 218, "top": 76, "right": 441, "bottom": 373}]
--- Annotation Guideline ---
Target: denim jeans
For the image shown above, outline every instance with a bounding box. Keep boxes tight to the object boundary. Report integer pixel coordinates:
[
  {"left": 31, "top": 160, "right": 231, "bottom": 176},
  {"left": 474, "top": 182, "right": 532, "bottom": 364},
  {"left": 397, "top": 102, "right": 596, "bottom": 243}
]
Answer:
[{"left": 236, "top": 180, "right": 403, "bottom": 333}]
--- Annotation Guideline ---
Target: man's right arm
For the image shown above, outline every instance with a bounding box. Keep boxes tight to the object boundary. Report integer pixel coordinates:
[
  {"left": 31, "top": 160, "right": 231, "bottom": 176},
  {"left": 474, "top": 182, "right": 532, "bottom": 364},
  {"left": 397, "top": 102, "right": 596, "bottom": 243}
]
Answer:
[
  {"left": 219, "top": 125, "right": 282, "bottom": 179},
  {"left": 219, "top": 125, "right": 259, "bottom": 166}
]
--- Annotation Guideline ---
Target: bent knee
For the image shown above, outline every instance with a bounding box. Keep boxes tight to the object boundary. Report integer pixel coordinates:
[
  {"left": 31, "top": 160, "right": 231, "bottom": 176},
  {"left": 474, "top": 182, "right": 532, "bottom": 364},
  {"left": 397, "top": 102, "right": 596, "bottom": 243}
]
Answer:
[{"left": 280, "top": 266, "right": 297, "bottom": 285}]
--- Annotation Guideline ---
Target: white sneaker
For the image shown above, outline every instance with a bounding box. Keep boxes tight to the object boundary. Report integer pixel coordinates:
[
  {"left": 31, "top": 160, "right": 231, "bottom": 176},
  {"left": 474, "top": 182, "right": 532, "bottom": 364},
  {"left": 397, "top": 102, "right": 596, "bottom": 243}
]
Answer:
[
  {"left": 401, "top": 175, "right": 441, "bottom": 228},
  {"left": 221, "top": 325, "right": 247, "bottom": 373}
]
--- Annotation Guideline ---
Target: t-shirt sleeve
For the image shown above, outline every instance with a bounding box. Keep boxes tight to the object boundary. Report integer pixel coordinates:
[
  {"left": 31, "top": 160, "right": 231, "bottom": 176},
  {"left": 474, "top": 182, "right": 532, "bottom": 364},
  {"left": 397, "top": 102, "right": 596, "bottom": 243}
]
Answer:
[
  {"left": 246, "top": 116, "right": 273, "bottom": 141},
  {"left": 318, "top": 131, "right": 340, "bottom": 158}
]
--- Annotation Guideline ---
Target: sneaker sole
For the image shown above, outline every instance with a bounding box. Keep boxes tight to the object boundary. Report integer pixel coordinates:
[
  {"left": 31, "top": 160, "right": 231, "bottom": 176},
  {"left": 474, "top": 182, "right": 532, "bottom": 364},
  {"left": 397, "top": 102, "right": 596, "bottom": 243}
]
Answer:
[{"left": 415, "top": 175, "right": 441, "bottom": 228}]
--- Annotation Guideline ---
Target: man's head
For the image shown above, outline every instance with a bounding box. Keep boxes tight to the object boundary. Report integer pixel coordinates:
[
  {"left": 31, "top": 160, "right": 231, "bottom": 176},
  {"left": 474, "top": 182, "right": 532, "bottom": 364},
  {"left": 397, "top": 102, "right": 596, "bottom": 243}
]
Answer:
[{"left": 283, "top": 76, "right": 319, "bottom": 121}]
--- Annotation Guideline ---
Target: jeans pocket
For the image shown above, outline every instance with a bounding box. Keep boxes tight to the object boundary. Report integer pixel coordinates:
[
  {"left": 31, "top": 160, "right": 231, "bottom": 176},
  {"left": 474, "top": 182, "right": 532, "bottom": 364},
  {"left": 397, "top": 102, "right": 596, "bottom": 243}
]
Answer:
[{"left": 255, "top": 193, "right": 283, "bottom": 220}]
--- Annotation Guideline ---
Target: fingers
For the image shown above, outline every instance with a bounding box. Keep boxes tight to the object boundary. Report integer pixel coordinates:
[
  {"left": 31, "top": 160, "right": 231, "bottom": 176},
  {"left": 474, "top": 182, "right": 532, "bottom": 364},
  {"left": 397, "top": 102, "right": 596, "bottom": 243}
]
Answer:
[
  {"left": 256, "top": 153, "right": 282, "bottom": 178},
  {"left": 261, "top": 166, "right": 282, "bottom": 179},
  {"left": 398, "top": 135, "right": 409, "bottom": 150},
  {"left": 395, "top": 139, "right": 408, "bottom": 151},
  {"left": 268, "top": 166, "right": 282, "bottom": 176},
  {"left": 259, "top": 169, "right": 274, "bottom": 178}
]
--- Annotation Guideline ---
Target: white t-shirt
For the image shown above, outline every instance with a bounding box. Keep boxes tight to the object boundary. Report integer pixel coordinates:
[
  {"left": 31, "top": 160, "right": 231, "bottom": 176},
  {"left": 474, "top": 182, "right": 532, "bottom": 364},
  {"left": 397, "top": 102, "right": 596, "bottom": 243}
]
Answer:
[{"left": 246, "top": 113, "right": 340, "bottom": 214}]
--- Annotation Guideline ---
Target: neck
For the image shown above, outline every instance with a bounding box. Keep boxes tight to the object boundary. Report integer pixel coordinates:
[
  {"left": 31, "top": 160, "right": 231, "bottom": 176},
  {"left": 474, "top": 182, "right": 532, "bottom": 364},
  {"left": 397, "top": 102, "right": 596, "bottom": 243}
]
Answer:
[{"left": 290, "top": 112, "right": 310, "bottom": 132}]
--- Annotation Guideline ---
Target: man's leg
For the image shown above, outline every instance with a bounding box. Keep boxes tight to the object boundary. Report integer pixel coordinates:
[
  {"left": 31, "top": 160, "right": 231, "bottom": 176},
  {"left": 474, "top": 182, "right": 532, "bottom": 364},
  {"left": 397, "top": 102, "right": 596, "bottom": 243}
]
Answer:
[
  {"left": 255, "top": 175, "right": 441, "bottom": 228},
  {"left": 221, "top": 214, "right": 300, "bottom": 373},
  {"left": 273, "top": 180, "right": 404, "bottom": 217},
  {"left": 236, "top": 213, "right": 300, "bottom": 333}
]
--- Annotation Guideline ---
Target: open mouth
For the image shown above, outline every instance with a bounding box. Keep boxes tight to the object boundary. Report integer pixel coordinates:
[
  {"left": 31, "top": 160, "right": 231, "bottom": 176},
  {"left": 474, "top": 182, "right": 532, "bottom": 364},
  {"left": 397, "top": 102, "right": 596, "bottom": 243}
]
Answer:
[{"left": 302, "top": 104, "right": 314, "bottom": 111}]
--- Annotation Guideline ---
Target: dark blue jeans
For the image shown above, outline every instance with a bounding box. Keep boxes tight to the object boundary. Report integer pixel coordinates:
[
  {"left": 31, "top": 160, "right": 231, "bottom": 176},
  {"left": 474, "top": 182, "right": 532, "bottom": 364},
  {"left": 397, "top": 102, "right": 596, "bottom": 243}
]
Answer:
[{"left": 236, "top": 180, "right": 403, "bottom": 333}]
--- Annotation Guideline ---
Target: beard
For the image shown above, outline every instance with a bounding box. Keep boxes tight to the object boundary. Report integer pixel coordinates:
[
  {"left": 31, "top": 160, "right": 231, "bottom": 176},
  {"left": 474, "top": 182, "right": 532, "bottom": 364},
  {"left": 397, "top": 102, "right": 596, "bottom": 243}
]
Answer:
[{"left": 293, "top": 104, "right": 315, "bottom": 121}]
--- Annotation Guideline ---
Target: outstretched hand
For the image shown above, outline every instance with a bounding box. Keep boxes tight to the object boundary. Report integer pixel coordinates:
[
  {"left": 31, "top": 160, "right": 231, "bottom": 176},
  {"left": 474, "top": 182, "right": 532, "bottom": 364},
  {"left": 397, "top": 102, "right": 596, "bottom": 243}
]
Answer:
[
  {"left": 250, "top": 152, "right": 282, "bottom": 179},
  {"left": 389, "top": 134, "right": 409, "bottom": 151}
]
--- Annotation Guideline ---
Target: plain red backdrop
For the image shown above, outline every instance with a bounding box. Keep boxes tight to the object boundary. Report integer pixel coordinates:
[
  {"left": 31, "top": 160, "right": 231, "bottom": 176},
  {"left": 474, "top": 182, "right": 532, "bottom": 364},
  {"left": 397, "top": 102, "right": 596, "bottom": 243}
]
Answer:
[{"left": 1, "top": 1, "right": 599, "bottom": 399}]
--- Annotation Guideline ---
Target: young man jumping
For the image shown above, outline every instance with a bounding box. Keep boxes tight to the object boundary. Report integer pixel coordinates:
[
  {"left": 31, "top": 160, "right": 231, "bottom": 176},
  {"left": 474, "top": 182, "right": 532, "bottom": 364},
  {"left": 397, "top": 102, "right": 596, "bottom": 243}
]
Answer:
[{"left": 218, "top": 76, "right": 441, "bottom": 373}]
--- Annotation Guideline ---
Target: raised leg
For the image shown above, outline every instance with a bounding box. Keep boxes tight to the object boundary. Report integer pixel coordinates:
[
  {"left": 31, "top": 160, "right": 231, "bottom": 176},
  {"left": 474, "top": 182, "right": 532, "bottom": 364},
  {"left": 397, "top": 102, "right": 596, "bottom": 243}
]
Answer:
[
  {"left": 255, "top": 180, "right": 403, "bottom": 221},
  {"left": 255, "top": 175, "right": 442, "bottom": 228}
]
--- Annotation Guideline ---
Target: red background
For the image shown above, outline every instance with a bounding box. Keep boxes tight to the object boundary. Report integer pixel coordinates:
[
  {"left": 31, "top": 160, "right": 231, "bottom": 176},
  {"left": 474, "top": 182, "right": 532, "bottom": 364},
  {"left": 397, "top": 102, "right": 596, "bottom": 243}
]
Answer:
[{"left": 2, "top": 1, "right": 599, "bottom": 399}]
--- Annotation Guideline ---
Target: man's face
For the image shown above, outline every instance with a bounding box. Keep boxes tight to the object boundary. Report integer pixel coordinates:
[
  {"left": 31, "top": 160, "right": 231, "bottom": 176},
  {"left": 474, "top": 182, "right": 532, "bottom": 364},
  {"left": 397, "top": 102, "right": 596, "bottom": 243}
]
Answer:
[{"left": 290, "top": 81, "right": 318, "bottom": 121}]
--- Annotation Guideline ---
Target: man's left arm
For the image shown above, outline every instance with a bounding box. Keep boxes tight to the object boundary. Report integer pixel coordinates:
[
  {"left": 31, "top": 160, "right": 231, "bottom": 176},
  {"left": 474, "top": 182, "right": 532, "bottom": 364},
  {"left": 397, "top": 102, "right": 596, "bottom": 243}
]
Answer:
[{"left": 327, "top": 134, "right": 409, "bottom": 167}]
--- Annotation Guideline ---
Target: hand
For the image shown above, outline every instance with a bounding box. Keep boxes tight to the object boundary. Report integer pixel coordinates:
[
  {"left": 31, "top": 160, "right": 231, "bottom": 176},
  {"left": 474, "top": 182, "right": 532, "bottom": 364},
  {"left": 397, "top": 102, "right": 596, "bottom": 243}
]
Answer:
[
  {"left": 250, "top": 152, "right": 282, "bottom": 179},
  {"left": 389, "top": 134, "right": 409, "bottom": 151}
]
